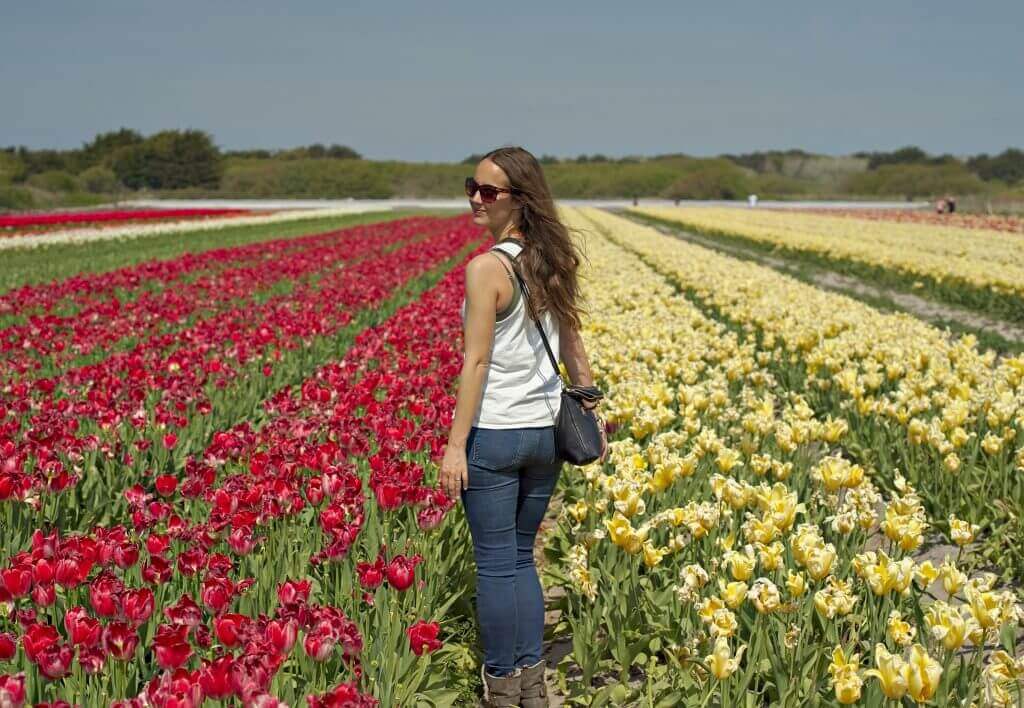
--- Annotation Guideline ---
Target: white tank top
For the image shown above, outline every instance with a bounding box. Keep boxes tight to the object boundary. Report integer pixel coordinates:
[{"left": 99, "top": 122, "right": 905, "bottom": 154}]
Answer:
[{"left": 460, "top": 240, "right": 562, "bottom": 428}]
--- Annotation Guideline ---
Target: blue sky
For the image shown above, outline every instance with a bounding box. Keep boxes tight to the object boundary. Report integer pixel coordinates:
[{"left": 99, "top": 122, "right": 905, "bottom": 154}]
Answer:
[{"left": 3, "top": 1, "right": 1022, "bottom": 161}]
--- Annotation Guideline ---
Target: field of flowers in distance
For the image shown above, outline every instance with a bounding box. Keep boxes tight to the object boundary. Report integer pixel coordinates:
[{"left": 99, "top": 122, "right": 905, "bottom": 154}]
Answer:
[{"left": 0, "top": 204, "right": 1022, "bottom": 706}]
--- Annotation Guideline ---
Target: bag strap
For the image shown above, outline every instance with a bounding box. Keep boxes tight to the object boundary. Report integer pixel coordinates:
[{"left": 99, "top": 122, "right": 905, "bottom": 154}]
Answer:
[{"left": 501, "top": 251, "right": 568, "bottom": 390}]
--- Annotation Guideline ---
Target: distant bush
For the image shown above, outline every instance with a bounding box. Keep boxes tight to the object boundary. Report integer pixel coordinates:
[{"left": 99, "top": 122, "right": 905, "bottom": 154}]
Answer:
[
  {"left": 0, "top": 152, "right": 26, "bottom": 185},
  {"left": 0, "top": 186, "right": 35, "bottom": 210},
  {"left": 79, "top": 165, "right": 121, "bottom": 194},
  {"left": 661, "top": 160, "right": 752, "bottom": 200},
  {"left": 111, "top": 129, "right": 223, "bottom": 190},
  {"left": 27, "top": 170, "right": 80, "bottom": 192},
  {"left": 221, "top": 159, "right": 393, "bottom": 198},
  {"left": 753, "top": 173, "right": 813, "bottom": 196},
  {"left": 967, "top": 149, "right": 1024, "bottom": 184},
  {"left": 844, "top": 163, "right": 986, "bottom": 198}
]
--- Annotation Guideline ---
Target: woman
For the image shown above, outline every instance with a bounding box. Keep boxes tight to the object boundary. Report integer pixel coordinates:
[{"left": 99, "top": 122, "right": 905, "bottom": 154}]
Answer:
[{"left": 438, "top": 146, "right": 607, "bottom": 707}]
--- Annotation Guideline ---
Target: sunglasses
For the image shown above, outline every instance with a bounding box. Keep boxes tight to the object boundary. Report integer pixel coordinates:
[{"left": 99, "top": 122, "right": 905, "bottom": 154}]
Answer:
[{"left": 465, "top": 177, "right": 518, "bottom": 204}]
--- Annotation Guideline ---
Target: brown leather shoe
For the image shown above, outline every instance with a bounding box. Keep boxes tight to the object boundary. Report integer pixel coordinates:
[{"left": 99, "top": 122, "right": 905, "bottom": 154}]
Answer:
[
  {"left": 481, "top": 665, "right": 522, "bottom": 707},
  {"left": 518, "top": 660, "right": 548, "bottom": 708}
]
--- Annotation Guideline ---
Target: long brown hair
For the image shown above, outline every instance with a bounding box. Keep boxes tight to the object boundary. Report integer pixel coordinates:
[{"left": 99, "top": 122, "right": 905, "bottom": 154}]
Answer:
[{"left": 483, "top": 146, "right": 587, "bottom": 332}]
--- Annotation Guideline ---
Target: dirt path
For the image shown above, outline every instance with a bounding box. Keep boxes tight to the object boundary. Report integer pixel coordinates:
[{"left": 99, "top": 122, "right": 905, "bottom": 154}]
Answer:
[
  {"left": 616, "top": 212, "right": 1024, "bottom": 347},
  {"left": 535, "top": 490, "right": 568, "bottom": 706}
]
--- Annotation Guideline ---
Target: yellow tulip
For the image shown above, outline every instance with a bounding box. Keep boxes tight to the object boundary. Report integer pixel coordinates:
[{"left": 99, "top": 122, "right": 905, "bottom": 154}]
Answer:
[
  {"left": 786, "top": 571, "right": 807, "bottom": 598},
  {"left": 805, "top": 543, "right": 837, "bottom": 581},
  {"left": 723, "top": 548, "right": 756, "bottom": 581},
  {"left": 924, "top": 601, "right": 972, "bottom": 651},
  {"left": 705, "top": 636, "right": 745, "bottom": 680},
  {"left": 714, "top": 579, "right": 745, "bottom": 609},
  {"left": 865, "top": 643, "right": 909, "bottom": 700},
  {"left": 641, "top": 540, "right": 668, "bottom": 568},
  {"left": 886, "top": 610, "right": 916, "bottom": 647},
  {"left": 828, "top": 645, "right": 863, "bottom": 705},
  {"left": 906, "top": 644, "right": 942, "bottom": 703}
]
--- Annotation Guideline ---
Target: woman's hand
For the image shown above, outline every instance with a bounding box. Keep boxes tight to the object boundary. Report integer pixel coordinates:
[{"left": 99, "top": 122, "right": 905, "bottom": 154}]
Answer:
[
  {"left": 596, "top": 417, "right": 609, "bottom": 464},
  {"left": 439, "top": 443, "right": 469, "bottom": 499}
]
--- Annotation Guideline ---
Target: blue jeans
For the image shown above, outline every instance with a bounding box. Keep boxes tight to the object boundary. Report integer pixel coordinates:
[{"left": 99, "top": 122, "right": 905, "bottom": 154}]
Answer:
[{"left": 460, "top": 425, "right": 562, "bottom": 677}]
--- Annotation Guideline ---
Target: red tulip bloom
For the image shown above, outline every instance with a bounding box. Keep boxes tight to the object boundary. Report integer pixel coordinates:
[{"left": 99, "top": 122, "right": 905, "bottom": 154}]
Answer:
[
  {"left": 78, "top": 645, "right": 106, "bottom": 674},
  {"left": 164, "top": 594, "right": 203, "bottom": 627},
  {"left": 200, "top": 576, "right": 235, "bottom": 614},
  {"left": 374, "top": 482, "right": 403, "bottom": 510},
  {"left": 31, "top": 583, "right": 56, "bottom": 607},
  {"left": 162, "top": 433, "right": 178, "bottom": 450},
  {"left": 21, "top": 623, "right": 59, "bottom": 662},
  {"left": 407, "top": 620, "right": 442, "bottom": 656},
  {"left": 153, "top": 624, "right": 193, "bottom": 670},
  {"left": 64, "top": 607, "right": 101, "bottom": 646},
  {"left": 36, "top": 642, "right": 74, "bottom": 680},
  {"left": 265, "top": 618, "right": 297, "bottom": 655},
  {"left": 356, "top": 559, "right": 385, "bottom": 590},
  {"left": 303, "top": 631, "right": 336, "bottom": 662},
  {"left": 122, "top": 587, "right": 155, "bottom": 625},
  {"left": 385, "top": 555, "right": 418, "bottom": 592},
  {"left": 308, "top": 681, "right": 379, "bottom": 708},
  {"left": 1, "top": 568, "right": 31, "bottom": 598},
  {"left": 276, "top": 579, "right": 311, "bottom": 606},
  {"left": 155, "top": 474, "right": 178, "bottom": 496},
  {"left": 32, "top": 559, "right": 55, "bottom": 584},
  {"left": 102, "top": 621, "right": 139, "bottom": 661},
  {"left": 54, "top": 557, "right": 87, "bottom": 588},
  {"left": 198, "top": 655, "right": 234, "bottom": 698},
  {"left": 89, "top": 572, "right": 124, "bottom": 617},
  {"left": 0, "top": 673, "right": 26, "bottom": 707},
  {"left": 145, "top": 533, "right": 171, "bottom": 555},
  {"left": 0, "top": 632, "right": 16, "bottom": 660},
  {"left": 213, "top": 613, "right": 247, "bottom": 647}
]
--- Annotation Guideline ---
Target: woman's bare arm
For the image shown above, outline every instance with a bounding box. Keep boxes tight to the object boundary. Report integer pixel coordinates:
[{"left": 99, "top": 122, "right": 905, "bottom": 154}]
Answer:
[
  {"left": 559, "top": 324, "right": 596, "bottom": 392},
  {"left": 446, "top": 256, "right": 500, "bottom": 451}
]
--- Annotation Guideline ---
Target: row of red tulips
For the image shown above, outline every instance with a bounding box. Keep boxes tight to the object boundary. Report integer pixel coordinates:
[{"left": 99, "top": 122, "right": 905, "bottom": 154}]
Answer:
[
  {"left": 0, "top": 236, "right": 482, "bottom": 705},
  {"left": 0, "top": 217, "right": 450, "bottom": 383},
  {"left": 1, "top": 216, "right": 479, "bottom": 532},
  {"left": 0, "top": 210, "right": 250, "bottom": 231}
]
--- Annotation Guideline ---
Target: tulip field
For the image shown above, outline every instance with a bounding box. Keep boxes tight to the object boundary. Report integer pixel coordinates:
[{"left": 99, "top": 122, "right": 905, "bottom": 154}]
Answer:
[
  {"left": 1, "top": 205, "right": 1023, "bottom": 706},
  {"left": 629, "top": 207, "right": 1024, "bottom": 326}
]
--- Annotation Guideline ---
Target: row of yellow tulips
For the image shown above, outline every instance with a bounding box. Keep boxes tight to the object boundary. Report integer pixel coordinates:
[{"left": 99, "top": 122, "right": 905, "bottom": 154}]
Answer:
[
  {"left": 540, "top": 207, "right": 1023, "bottom": 705},
  {"left": 629, "top": 206, "right": 1024, "bottom": 322}
]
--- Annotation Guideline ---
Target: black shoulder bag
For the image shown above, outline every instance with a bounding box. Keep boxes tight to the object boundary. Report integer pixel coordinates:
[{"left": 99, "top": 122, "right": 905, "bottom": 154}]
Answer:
[{"left": 505, "top": 254, "right": 606, "bottom": 465}]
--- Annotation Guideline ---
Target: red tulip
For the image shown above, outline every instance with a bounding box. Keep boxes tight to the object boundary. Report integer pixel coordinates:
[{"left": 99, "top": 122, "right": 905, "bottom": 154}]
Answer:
[
  {"left": 36, "top": 642, "right": 74, "bottom": 680},
  {"left": 155, "top": 474, "right": 178, "bottom": 496},
  {"left": 200, "top": 577, "right": 234, "bottom": 614},
  {"left": 385, "top": 555, "right": 417, "bottom": 592},
  {"left": 0, "top": 673, "right": 26, "bottom": 707},
  {"left": 153, "top": 624, "right": 193, "bottom": 670},
  {"left": 0, "top": 632, "right": 16, "bottom": 660},
  {"left": 1, "top": 568, "right": 31, "bottom": 598},
  {"left": 102, "top": 621, "right": 139, "bottom": 661},
  {"left": 21, "top": 623, "right": 59, "bottom": 662},
  {"left": 78, "top": 645, "right": 106, "bottom": 674},
  {"left": 198, "top": 655, "right": 234, "bottom": 698},
  {"left": 164, "top": 594, "right": 203, "bottom": 627},
  {"left": 162, "top": 433, "right": 178, "bottom": 450},
  {"left": 31, "top": 583, "right": 56, "bottom": 607},
  {"left": 265, "top": 619, "right": 297, "bottom": 655},
  {"left": 407, "top": 620, "right": 442, "bottom": 656},
  {"left": 277, "top": 579, "right": 311, "bottom": 606},
  {"left": 213, "top": 613, "right": 247, "bottom": 647},
  {"left": 89, "top": 573, "right": 124, "bottom": 617},
  {"left": 356, "top": 559, "right": 385, "bottom": 590},
  {"left": 122, "top": 587, "right": 155, "bottom": 625},
  {"left": 64, "top": 607, "right": 101, "bottom": 646},
  {"left": 303, "top": 632, "right": 336, "bottom": 662}
]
